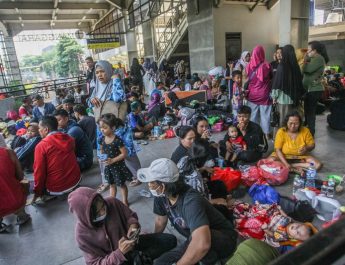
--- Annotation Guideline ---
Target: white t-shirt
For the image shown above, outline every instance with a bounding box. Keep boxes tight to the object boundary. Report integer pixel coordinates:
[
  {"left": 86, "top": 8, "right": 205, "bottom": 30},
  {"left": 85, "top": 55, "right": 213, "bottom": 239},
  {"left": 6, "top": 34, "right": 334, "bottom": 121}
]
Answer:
[{"left": 38, "top": 104, "right": 45, "bottom": 115}]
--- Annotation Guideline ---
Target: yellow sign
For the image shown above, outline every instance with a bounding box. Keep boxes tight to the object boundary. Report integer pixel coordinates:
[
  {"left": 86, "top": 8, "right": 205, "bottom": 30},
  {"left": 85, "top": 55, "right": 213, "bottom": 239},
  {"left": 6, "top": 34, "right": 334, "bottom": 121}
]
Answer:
[{"left": 87, "top": 42, "right": 120, "bottom": 49}]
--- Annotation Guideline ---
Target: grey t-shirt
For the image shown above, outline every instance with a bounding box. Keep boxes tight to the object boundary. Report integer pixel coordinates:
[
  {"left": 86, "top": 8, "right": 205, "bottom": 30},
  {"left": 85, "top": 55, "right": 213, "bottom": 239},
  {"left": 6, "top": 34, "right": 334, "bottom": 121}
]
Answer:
[
  {"left": 78, "top": 116, "right": 97, "bottom": 147},
  {"left": 154, "top": 188, "right": 234, "bottom": 238}
]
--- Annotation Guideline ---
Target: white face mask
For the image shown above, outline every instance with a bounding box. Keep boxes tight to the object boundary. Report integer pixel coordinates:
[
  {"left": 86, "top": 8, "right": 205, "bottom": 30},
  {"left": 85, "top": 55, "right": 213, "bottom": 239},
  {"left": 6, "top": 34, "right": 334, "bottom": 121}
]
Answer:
[
  {"left": 93, "top": 211, "right": 107, "bottom": 222},
  {"left": 149, "top": 186, "right": 165, "bottom": 197}
]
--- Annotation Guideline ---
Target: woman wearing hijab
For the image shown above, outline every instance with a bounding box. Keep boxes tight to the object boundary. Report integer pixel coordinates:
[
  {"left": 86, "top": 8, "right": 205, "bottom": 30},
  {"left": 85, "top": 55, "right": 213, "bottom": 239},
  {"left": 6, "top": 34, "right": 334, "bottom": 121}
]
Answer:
[
  {"left": 271, "top": 45, "right": 305, "bottom": 126},
  {"left": 245, "top": 45, "right": 273, "bottom": 138},
  {"left": 235, "top": 51, "right": 251, "bottom": 72},
  {"left": 130, "top": 58, "right": 145, "bottom": 94},
  {"left": 147, "top": 93, "right": 165, "bottom": 120}
]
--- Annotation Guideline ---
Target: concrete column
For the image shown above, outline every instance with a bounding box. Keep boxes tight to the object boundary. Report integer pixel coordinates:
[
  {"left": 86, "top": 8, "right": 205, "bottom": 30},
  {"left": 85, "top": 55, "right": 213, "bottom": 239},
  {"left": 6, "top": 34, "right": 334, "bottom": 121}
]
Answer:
[
  {"left": 186, "top": 0, "right": 215, "bottom": 74},
  {"left": 123, "top": 11, "right": 138, "bottom": 68},
  {"left": 291, "top": 0, "right": 310, "bottom": 48},
  {"left": 279, "top": 0, "right": 292, "bottom": 46},
  {"left": 142, "top": 21, "right": 154, "bottom": 61}
]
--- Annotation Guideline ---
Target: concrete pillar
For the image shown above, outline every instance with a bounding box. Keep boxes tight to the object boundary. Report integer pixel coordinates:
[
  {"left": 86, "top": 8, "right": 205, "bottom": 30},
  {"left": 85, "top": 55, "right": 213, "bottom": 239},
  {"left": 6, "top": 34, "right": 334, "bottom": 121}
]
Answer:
[
  {"left": 142, "top": 21, "right": 154, "bottom": 61},
  {"left": 291, "top": 0, "right": 309, "bottom": 48},
  {"left": 186, "top": 0, "right": 215, "bottom": 74},
  {"left": 279, "top": 0, "right": 292, "bottom": 46},
  {"left": 123, "top": 11, "right": 138, "bottom": 68}
]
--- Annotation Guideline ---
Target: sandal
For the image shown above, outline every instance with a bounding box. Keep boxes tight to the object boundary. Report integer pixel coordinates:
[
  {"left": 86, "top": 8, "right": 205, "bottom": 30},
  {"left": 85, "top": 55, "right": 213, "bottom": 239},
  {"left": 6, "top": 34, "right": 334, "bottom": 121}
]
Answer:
[
  {"left": 16, "top": 213, "right": 31, "bottom": 225},
  {"left": 97, "top": 183, "right": 110, "bottom": 193},
  {"left": 129, "top": 179, "right": 142, "bottom": 187},
  {"left": 0, "top": 222, "right": 11, "bottom": 233}
]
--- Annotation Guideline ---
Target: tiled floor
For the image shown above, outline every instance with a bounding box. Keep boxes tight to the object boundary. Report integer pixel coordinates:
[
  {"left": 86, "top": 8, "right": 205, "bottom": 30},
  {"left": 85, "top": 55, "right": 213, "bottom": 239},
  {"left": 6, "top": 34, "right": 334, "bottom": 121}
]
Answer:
[{"left": 0, "top": 114, "right": 344, "bottom": 265}]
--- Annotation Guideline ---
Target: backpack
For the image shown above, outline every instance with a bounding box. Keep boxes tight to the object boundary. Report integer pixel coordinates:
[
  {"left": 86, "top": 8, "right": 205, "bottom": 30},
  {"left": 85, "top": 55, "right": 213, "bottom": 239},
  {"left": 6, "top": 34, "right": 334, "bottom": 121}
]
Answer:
[{"left": 279, "top": 196, "right": 316, "bottom": 223}]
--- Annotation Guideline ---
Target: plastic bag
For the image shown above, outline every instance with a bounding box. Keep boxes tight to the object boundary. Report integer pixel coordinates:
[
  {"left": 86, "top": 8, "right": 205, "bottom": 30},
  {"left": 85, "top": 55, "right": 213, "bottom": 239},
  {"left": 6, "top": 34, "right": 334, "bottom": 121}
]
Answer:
[
  {"left": 248, "top": 184, "right": 280, "bottom": 204},
  {"left": 211, "top": 167, "right": 241, "bottom": 192},
  {"left": 239, "top": 165, "right": 262, "bottom": 187},
  {"left": 6, "top": 110, "right": 19, "bottom": 121},
  {"left": 257, "top": 159, "right": 289, "bottom": 185}
]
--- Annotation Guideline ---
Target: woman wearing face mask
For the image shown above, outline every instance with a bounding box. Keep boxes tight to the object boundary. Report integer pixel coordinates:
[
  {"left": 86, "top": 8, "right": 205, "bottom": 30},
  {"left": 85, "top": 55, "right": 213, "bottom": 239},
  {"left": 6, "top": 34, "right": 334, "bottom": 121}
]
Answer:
[
  {"left": 171, "top": 126, "right": 196, "bottom": 164},
  {"left": 68, "top": 187, "right": 177, "bottom": 265},
  {"left": 302, "top": 41, "right": 329, "bottom": 136}
]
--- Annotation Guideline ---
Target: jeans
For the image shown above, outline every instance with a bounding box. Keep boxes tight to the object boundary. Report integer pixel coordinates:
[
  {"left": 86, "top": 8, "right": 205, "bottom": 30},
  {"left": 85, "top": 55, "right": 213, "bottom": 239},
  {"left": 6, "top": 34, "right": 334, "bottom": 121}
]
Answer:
[
  {"left": 154, "top": 229, "right": 237, "bottom": 265},
  {"left": 304, "top": 91, "right": 322, "bottom": 136},
  {"left": 246, "top": 101, "right": 272, "bottom": 134},
  {"left": 124, "top": 233, "right": 177, "bottom": 264}
]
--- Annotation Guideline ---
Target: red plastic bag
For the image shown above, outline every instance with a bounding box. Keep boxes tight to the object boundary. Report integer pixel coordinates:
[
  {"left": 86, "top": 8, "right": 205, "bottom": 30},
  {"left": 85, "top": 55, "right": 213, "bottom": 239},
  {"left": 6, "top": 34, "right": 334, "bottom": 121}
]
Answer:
[
  {"left": 165, "top": 128, "right": 175, "bottom": 138},
  {"left": 211, "top": 167, "right": 241, "bottom": 192},
  {"left": 239, "top": 165, "right": 262, "bottom": 187},
  {"left": 257, "top": 158, "right": 289, "bottom": 185},
  {"left": 6, "top": 110, "right": 19, "bottom": 121}
]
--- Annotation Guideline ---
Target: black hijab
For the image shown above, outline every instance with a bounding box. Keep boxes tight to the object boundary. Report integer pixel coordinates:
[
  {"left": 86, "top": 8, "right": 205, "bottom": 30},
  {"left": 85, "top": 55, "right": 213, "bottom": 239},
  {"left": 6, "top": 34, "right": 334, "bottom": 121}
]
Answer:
[{"left": 272, "top": 45, "right": 304, "bottom": 105}]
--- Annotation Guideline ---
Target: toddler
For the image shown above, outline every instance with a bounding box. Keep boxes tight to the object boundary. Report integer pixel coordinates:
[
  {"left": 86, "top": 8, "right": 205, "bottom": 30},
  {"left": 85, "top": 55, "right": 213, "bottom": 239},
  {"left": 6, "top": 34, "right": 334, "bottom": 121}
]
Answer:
[
  {"left": 231, "top": 70, "right": 244, "bottom": 119},
  {"left": 225, "top": 125, "right": 247, "bottom": 162},
  {"left": 98, "top": 113, "right": 132, "bottom": 206}
]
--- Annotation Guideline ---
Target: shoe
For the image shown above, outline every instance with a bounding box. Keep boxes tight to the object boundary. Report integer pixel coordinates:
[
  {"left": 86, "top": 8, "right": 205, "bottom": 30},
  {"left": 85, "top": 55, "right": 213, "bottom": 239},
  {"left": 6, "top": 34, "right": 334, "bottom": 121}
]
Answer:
[
  {"left": 129, "top": 179, "right": 142, "bottom": 187},
  {"left": 16, "top": 213, "right": 31, "bottom": 225}
]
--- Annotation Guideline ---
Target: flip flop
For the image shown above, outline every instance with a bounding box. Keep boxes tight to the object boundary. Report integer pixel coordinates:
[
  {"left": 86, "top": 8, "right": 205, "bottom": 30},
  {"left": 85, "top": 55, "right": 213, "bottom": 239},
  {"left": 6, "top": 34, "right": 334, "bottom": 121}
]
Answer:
[
  {"left": 97, "top": 183, "right": 110, "bottom": 193},
  {"left": 129, "top": 179, "right": 142, "bottom": 187}
]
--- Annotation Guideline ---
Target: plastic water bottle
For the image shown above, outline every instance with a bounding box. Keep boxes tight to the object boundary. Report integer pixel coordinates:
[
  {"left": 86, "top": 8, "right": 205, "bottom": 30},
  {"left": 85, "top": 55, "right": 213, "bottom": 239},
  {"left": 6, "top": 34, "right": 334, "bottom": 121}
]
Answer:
[
  {"left": 321, "top": 181, "right": 328, "bottom": 196},
  {"left": 293, "top": 175, "right": 305, "bottom": 195},
  {"left": 305, "top": 163, "right": 317, "bottom": 188},
  {"left": 327, "top": 177, "right": 335, "bottom": 198}
]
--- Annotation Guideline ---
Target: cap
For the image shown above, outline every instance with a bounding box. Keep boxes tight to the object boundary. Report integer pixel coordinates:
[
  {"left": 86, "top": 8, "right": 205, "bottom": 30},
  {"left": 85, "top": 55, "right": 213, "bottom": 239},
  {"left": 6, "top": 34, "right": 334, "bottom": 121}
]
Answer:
[{"left": 137, "top": 158, "right": 179, "bottom": 183}]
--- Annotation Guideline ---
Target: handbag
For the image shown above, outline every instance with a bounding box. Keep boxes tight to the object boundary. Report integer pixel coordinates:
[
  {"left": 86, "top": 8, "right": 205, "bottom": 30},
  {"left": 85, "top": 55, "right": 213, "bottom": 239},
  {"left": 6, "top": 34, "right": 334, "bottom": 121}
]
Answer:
[
  {"left": 243, "top": 63, "right": 262, "bottom": 91},
  {"left": 270, "top": 103, "right": 280, "bottom": 127},
  {"left": 92, "top": 79, "right": 128, "bottom": 121}
]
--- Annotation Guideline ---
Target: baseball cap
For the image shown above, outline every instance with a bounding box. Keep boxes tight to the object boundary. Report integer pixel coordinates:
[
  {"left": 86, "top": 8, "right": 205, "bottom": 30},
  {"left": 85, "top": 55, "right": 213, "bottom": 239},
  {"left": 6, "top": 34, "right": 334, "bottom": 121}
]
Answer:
[{"left": 137, "top": 158, "right": 179, "bottom": 183}]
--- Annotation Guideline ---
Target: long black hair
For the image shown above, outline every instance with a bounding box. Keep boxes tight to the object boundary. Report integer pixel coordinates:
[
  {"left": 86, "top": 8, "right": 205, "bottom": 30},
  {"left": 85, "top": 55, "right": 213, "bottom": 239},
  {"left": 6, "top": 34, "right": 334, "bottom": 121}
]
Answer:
[
  {"left": 308, "top": 41, "right": 329, "bottom": 64},
  {"left": 272, "top": 44, "right": 304, "bottom": 105},
  {"left": 175, "top": 126, "right": 195, "bottom": 139}
]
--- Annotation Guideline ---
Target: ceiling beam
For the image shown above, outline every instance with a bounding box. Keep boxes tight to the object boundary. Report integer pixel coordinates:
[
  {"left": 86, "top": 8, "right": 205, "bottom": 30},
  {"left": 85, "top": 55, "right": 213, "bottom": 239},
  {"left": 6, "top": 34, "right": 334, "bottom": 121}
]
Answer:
[
  {"left": 0, "top": 14, "right": 99, "bottom": 21},
  {"left": 105, "top": 0, "right": 124, "bottom": 9},
  {"left": 266, "top": 0, "right": 279, "bottom": 10},
  {"left": 0, "top": 2, "right": 110, "bottom": 10}
]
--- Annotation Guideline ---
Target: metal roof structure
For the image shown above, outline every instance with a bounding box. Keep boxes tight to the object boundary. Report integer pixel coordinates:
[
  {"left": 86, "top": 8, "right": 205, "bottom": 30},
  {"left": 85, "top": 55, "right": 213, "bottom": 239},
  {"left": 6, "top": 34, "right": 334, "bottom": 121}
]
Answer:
[{"left": 0, "top": 0, "right": 127, "bottom": 36}]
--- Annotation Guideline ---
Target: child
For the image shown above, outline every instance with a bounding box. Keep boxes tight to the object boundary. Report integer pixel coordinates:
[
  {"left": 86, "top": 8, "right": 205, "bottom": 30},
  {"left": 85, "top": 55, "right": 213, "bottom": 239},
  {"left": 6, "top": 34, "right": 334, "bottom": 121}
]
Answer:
[
  {"left": 128, "top": 101, "right": 153, "bottom": 139},
  {"left": 74, "top": 87, "right": 83, "bottom": 104},
  {"left": 231, "top": 70, "right": 244, "bottom": 119},
  {"left": 233, "top": 202, "right": 315, "bottom": 248},
  {"left": 225, "top": 125, "right": 247, "bottom": 163},
  {"left": 98, "top": 113, "right": 132, "bottom": 206},
  {"left": 215, "top": 85, "right": 230, "bottom": 111},
  {"left": 15, "top": 123, "right": 41, "bottom": 172}
]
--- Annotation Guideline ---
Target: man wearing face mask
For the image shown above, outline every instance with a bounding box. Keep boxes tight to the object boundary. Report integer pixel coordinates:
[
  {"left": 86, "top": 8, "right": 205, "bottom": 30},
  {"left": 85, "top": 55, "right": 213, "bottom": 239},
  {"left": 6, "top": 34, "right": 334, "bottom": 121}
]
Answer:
[
  {"left": 68, "top": 187, "right": 177, "bottom": 265},
  {"left": 137, "top": 158, "right": 237, "bottom": 265}
]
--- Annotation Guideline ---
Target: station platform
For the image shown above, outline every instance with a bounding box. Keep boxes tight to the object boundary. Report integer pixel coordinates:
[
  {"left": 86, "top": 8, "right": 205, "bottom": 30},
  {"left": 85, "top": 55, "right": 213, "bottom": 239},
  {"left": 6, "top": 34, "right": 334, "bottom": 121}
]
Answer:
[{"left": 0, "top": 114, "right": 344, "bottom": 265}]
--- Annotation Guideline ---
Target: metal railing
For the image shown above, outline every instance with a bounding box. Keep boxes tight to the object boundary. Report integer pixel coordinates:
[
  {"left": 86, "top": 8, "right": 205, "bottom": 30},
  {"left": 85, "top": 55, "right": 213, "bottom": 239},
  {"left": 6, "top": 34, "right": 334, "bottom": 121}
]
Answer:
[
  {"left": 155, "top": 3, "right": 187, "bottom": 61},
  {"left": 0, "top": 75, "right": 87, "bottom": 99}
]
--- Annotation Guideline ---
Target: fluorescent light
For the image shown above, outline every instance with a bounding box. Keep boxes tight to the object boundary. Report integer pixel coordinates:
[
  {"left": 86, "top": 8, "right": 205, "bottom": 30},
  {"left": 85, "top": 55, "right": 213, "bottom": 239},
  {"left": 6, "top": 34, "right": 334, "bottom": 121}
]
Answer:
[
  {"left": 15, "top": 8, "right": 19, "bottom": 13},
  {"left": 78, "top": 22, "right": 82, "bottom": 25},
  {"left": 82, "top": 16, "right": 86, "bottom": 20},
  {"left": 18, "top": 16, "right": 22, "bottom": 20},
  {"left": 21, "top": 23, "right": 24, "bottom": 27}
]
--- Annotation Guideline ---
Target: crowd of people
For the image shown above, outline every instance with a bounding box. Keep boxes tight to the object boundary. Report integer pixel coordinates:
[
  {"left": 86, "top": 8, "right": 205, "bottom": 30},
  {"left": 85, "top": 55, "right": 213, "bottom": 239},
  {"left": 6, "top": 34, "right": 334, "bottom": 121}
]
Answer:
[{"left": 1, "top": 40, "right": 344, "bottom": 265}]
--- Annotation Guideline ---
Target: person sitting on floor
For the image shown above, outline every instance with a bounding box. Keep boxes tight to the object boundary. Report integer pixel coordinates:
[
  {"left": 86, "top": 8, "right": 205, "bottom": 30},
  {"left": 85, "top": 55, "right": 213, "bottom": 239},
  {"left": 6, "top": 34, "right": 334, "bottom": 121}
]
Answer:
[
  {"left": 15, "top": 123, "right": 41, "bottom": 172},
  {"left": 62, "top": 98, "right": 77, "bottom": 121},
  {"left": 31, "top": 116, "right": 81, "bottom": 204},
  {"left": 270, "top": 111, "right": 322, "bottom": 173},
  {"left": 128, "top": 101, "right": 153, "bottom": 139},
  {"left": 68, "top": 187, "right": 177, "bottom": 265},
  {"left": 18, "top": 96, "right": 32, "bottom": 119},
  {"left": 31, "top": 94, "right": 55, "bottom": 123},
  {"left": 54, "top": 109, "right": 94, "bottom": 171},
  {"left": 0, "top": 147, "right": 31, "bottom": 232},
  {"left": 73, "top": 104, "right": 97, "bottom": 148},
  {"left": 219, "top": 105, "right": 268, "bottom": 165}
]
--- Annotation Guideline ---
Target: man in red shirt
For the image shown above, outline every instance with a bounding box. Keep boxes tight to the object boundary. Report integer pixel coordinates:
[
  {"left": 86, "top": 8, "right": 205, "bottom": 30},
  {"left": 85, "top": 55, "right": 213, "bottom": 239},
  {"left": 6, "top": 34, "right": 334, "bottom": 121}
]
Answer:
[{"left": 32, "top": 116, "right": 81, "bottom": 203}]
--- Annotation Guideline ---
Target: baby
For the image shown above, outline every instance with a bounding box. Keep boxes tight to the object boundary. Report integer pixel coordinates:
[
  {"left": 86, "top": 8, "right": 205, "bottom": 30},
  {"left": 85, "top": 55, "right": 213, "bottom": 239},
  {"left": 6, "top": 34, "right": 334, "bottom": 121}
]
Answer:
[{"left": 225, "top": 125, "right": 247, "bottom": 162}]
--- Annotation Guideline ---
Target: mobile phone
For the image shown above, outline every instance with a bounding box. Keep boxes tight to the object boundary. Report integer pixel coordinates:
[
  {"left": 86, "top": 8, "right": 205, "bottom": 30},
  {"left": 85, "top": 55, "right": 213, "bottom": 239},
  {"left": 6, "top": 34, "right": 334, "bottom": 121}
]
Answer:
[{"left": 128, "top": 227, "right": 141, "bottom": 241}]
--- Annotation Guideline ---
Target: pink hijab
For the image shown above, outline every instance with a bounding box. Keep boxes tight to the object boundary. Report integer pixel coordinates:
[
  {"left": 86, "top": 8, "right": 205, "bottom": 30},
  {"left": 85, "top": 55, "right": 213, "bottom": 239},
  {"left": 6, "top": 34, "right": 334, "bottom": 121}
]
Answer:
[{"left": 246, "top": 45, "right": 271, "bottom": 82}]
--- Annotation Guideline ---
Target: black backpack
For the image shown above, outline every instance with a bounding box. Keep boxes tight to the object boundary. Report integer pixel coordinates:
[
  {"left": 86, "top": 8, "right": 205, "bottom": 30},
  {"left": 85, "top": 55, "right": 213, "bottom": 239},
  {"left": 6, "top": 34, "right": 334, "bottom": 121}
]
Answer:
[{"left": 279, "top": 196, "right": 316, "bottom": 223}]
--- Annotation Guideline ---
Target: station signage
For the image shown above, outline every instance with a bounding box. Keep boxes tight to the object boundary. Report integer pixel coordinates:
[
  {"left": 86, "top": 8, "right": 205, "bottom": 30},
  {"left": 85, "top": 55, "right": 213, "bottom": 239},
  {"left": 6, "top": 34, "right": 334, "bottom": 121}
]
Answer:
[{"left": 86, "top": 37, "right": 120, "bottom": 49}]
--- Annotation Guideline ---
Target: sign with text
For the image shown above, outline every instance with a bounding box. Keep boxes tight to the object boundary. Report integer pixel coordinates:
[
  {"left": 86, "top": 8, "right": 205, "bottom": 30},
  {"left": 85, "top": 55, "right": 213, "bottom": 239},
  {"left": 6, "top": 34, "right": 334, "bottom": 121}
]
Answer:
[{"left": 86, "top": 37, "right": 120, "bottom": 49}]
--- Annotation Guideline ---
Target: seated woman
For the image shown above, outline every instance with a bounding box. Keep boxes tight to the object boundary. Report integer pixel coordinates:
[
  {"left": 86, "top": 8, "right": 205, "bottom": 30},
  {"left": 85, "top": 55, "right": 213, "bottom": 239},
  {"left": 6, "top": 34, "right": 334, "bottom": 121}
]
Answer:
[
  {"left": 171, "top": 126, "right": 196, "bottom": 164},
  {"left": 0, "top": 147, "right": 30, "bottom": 232},
  {"left": 271, "top": 111, "right": 322, "bottom": 173},
  {"left": 147, "top": 93, "right": 165, "bottom": 121},
  {"left": 128, "top": 101, "right": 153, "bottom": 139}
]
